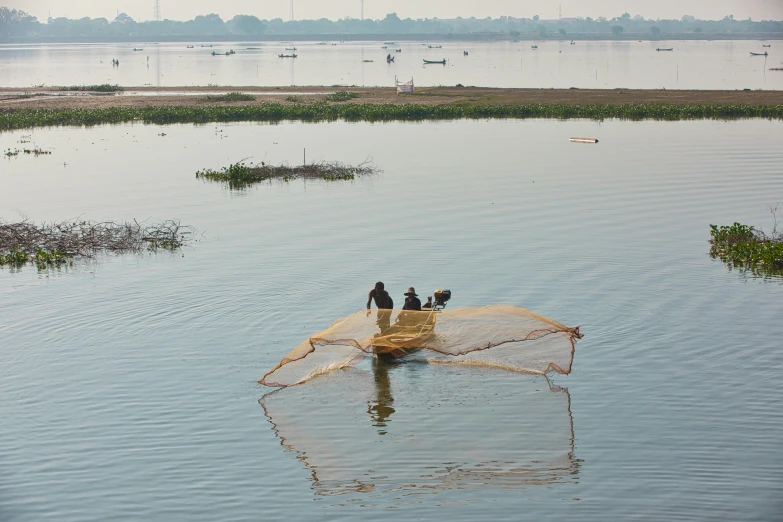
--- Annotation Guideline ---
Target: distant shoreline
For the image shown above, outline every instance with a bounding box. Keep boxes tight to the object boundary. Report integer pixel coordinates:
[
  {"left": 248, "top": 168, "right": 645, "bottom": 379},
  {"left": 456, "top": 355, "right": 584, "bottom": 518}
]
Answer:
[{"left": 1, "top": 34, "right": 782, "bottom": 45}]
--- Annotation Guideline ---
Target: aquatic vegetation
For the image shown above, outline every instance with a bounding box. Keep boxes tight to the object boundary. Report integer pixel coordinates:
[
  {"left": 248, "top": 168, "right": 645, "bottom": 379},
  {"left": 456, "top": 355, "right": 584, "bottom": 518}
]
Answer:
[
  {"left": 56, "top": 84, "right": 123, "bottom": 93},
  {"left": 0, "top": 219, "right": 195, "bottom": 268},
  {"left": 285, "top": 95, "right": 303, "bottom": 103},
  {"left": 196, "top": 160, "right": 377, "bottom": 188},
  {"left": 201, "top": 92, "right": 256, "bottom": 102},
  {"left": 4, "top": 147, "right": 51, "bottom": 156},
  {"left": 709, "top": 221, "right": 783, "bottom": 278},
  {"left": 325, "top": 91, "right": 359, "bottom": 102},
  {"left": 2, "top": 103, "right": 783, "bottom": 131}
]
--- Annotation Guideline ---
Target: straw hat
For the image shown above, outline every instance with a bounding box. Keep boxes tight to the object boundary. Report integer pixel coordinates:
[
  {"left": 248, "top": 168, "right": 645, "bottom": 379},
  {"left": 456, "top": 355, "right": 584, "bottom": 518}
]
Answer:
[{"left": 404, "top": 287, "right": 418, "bottom": 297}]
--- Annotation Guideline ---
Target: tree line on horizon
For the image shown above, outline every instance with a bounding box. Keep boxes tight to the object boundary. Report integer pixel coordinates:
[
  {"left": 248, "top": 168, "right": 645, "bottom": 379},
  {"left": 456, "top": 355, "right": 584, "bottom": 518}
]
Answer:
[{"left": 1, "top": 8, "right": 781, "bottom": 39}]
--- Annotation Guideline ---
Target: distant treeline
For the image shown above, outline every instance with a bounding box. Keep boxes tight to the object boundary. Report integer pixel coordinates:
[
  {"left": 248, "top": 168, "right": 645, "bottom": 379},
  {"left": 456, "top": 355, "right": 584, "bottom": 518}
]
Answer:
[{"left": 1, "top": 8, "right": 781, "bottom": 40}]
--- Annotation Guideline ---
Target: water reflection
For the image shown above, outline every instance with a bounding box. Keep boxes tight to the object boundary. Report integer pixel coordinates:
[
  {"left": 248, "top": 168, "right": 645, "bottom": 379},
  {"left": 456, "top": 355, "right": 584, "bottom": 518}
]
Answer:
[{"left": 260, "top": 365, "right": 579, "bottom": 501}]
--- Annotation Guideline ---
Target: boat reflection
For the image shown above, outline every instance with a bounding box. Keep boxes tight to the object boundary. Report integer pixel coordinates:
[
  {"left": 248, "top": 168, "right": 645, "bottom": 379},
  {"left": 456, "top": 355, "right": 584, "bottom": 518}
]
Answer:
[{"left": 260, "top": 364, "right": 580, "bottom": 499}]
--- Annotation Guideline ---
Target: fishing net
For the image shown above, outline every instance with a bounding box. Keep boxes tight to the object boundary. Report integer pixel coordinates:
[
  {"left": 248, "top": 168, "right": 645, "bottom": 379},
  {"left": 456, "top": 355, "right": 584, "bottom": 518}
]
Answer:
[
  {"left": 260, "top": 305, "right": 582, "bottom": 387},
  {"left": 260, "top": 366, "right": 578, "bottom": 497}
]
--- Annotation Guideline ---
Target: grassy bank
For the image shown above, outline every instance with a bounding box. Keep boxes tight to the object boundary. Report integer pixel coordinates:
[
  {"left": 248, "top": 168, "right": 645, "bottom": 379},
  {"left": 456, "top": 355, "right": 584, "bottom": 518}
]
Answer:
[{"left": 2, "top": 102, "right": 783, "bottom": 130}]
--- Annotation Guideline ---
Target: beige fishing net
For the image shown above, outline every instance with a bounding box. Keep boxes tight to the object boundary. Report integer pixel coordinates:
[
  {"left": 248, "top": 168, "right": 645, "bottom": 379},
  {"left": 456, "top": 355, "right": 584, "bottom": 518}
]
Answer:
[{"left": 260, "top": 305, "right": 582, "bottom": 387}]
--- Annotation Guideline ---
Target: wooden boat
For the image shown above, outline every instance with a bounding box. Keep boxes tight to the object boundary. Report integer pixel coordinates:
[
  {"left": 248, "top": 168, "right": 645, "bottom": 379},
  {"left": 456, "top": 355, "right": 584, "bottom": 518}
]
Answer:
[
  {"left": 278, "top": 54, "right": 298, "bottom": 58},
  {"left": 656, "top": 47, "right": 673, "bottom": 51},
  {"left": 423, "top": 59, "right": 446, "bottom": 64},
  {"left": 428, "top": 45, "right": 442, "bottom": 49},
  {"left": 762, "top": 44, "right": 771, "bottom": 48},
  {"left": 381, "top": 46, "right": 387, "bottom": 49},
  {"left": 750, "top": 52, "right": 768, "bottom": 56},
  {"left": 285, "top": 47, "right": 297, "bottom": 51}
]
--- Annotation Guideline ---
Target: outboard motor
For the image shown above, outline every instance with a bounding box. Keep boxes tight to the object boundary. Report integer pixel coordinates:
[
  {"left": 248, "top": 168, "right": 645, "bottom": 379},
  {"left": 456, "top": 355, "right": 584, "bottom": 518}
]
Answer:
[{"left": 433, "top": 289, "right": 452, "bottom": 310}]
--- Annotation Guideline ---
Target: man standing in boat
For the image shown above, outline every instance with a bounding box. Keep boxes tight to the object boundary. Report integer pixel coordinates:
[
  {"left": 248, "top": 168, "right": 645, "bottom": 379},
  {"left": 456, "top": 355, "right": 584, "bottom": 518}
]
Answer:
[{"left": 367, "top": 281, "right": 394, "bottom": 333}]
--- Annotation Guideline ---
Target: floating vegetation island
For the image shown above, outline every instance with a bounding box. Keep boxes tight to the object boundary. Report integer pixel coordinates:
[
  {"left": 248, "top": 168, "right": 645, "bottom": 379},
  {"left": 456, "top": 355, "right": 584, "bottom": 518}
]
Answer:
[
  {"left": 709, "top": 221, "right": 783, "bottom": 278},
  {"left": 0, "top": 219, "right": 195, "bottom": 269},
  {"left": 196, "top": 160, "right": 379, "bottom": 188},
  {"left": 56, "top": 84, "right": 124, "bottom": 93},
  {"left": 4, "top": 147, "right": 51, "bottom": 157},
  {"left": 201, "top": 92, "right": 257, "bottom": 102},
  {"left": 5, "top": 102, "right": 783, "bottom": 131}
]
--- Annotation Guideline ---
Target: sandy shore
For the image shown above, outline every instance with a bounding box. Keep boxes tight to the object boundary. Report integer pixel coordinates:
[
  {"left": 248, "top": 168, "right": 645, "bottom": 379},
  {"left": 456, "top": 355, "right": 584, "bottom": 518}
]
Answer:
[{"left": 1, "top": 86, "right": 782, "bottom": 110}]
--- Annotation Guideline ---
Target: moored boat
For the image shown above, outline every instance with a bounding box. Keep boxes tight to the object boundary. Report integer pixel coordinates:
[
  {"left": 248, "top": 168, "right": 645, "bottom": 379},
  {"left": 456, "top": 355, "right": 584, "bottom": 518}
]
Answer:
[
  {"left": 750, "top": 51, "right": 768, "bottom": 56},
  {"left": 423, "top": 59, "right": 447, "bottom": 64},
  {"left": 656, "top": 47, "right": 674, "bottom": 51}
]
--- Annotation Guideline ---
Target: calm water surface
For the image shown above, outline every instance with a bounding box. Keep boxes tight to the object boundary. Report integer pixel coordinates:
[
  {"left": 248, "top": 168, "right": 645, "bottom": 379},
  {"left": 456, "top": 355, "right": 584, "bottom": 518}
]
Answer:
[
  {"left": 1, "top": 119, "right": 782, "bottom": 521},
  {"left": 0, "top": 40, "right": 781, "bottom": 90}
]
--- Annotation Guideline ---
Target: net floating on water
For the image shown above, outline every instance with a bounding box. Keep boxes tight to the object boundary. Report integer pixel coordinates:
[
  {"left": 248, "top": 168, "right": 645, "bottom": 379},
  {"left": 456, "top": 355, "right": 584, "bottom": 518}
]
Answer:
[{"left": 260, "top": 305, "right": 583, "bottom": 387}]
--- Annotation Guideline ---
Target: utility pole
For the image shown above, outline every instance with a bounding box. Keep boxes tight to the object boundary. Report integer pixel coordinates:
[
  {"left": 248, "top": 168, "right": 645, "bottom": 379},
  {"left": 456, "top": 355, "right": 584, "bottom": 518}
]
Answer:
[{"left": 153, "top": 0, "right": 161, "bottom": 21}]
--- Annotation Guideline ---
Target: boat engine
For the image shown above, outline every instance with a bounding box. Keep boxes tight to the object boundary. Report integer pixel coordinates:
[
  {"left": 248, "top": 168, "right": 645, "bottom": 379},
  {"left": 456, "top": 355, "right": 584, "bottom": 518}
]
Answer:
[{"left": 433, "top": 289, "right": 452, "bottom": 310}]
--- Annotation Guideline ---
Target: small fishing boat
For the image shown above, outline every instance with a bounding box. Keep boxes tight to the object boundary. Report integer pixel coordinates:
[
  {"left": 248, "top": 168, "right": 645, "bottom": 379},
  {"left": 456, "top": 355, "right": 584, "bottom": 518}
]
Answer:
[
  {"left": 762, "top": 44, "right": 771, "bottom": 48},
  {"left": 278, "top": 54, "right": 298, "bottom": 58},
  {"left": 201, "top": 45, "right": 213, "bottom": 48},
  {"left": 656, "top": 47, "right": 674, "bottom": 51},
  {"left": 381, "top": 46, "right": 387, "bottom": 49},
  {"left": 285, "top": 47, "right": 297, "bottom": 51},
  {"left": 387, "top": 56, "right": 395, "bottom": 63},
  {"left": 132, "top": 48, "right": 143, "bottom": 51},
  {"left": 531, "top": 45, "right": 538, "bottom": 49},
  {"left": 463, "top": 50, "right": 469, "bottom": 56},
  {"left": 571, "top": 40, "right": 575, "bottom": 45},
  {"left": 428, "top": 45, "right": 442, "bottom": 49},
  {"left": 423, "top": 59, "right": 447, "bottom": 64},
  {"left": 395, "top": 49, "right": 402, "bottom": 52},
  {"left": 186, "top": 45, "right": 194, "bottom": 48},
  {"left": 750, "top": 52, "right": 768, "bottom": 56}
]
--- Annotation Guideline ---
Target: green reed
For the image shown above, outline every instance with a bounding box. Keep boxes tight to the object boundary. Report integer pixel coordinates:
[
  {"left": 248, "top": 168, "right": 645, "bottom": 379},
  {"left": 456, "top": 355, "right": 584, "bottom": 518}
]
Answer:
[
  {"left": 709, "top": 222, "right": 783, "bottom": 278},
  {"left": 2, "top": 103, "right": 783, "bottom": 131}
]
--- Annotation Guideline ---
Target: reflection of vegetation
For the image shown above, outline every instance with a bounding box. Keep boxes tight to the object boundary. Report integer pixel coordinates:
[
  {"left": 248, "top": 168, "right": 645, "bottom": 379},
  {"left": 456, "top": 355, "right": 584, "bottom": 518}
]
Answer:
[
  {"left": 325, "top": 91, "right": 359, "bottom": 102},
  {"left": 196, "top": 160, "right": 378, "bottom": 188},
  {"left": 0, "top": 219, "right": 195, "bottom": 268},
  {"left": 3, "top": 103, "right": 783, "bottom": 131},
  {"left": 56, "top": 84, "right": 123, "bottom": 93},
  {"left": 710, "top": 217, "right": 783, "bottom": 278},
  {"left": 201, "top": 92, "right": 256, "bottom": 102}
]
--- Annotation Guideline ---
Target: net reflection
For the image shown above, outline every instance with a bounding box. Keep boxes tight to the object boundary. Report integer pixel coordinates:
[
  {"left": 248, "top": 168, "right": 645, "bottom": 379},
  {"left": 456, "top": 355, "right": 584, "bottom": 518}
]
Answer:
[{"left": 260, "top": 364, "right": 579, "bottom": 500}]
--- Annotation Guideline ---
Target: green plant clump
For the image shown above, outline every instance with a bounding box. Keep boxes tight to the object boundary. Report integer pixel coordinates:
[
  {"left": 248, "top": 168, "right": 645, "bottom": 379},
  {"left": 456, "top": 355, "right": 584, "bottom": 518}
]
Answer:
[
  {"left": 56, "top": 84, "right": 123, "bottom": 93},
  {"left": 709, "top": 222, "right": 783, "bottom": 278},
  {"left": 202, "top": 92, "right": 257, "bottom": 102},
  {"left": 285, "top": 95, "right": 303, "bottom": 103},
  {"left": 325, "top": 91, "right": 359, "bottom": 102},
  {"left": 2, "top": 103, "right": 783, "bottom": 132},
  {"left": 0, "top": 251, "right": 29, "bottom": 267},
  {"left": 197, "top": 160, "right": 377, "bottom": 188}
]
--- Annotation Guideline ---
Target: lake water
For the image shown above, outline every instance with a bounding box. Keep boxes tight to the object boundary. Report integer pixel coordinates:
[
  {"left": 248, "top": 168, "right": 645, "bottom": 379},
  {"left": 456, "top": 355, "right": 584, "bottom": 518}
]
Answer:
[
  {"left": 0, "top": 40, "right": 781, "bottom": 90},
  {"left": 1, "top": 118, "right": 782, "bottom": 521}
]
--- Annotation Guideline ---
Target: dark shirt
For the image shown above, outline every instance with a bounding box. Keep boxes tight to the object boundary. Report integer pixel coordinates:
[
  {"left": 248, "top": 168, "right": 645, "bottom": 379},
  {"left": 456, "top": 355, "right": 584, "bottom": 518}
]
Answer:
[
  {"left": 368, "top": 288, "right": 393, "bottom": 309},
  {"left": 402, "top": 296, "right": 422, "bottom": 311}
]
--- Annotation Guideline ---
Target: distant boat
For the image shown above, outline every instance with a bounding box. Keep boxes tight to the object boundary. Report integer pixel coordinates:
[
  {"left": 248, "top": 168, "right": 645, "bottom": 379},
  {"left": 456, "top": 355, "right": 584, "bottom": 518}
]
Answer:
[
  {"left": 531, "top": 45, "right": 538, "bottom": 49},
  {"left": 384, "top": 42, "right": 395, "bottom": 44},
  {"left": 381, "top": 46, "right": 387, "bottom": 49},
  {"left": 186, "top": 45, "right": 194, "bottom": 48},
  {"left": 762, "top": 44, "right": 771, "bottom": 48},
  {"left": 570, "top": 40, "right": 575, "bottom": 45},
  {"left": 278, "top": 54, "right": 298, "bottom": 58},
  {"left": 750, "top": 51, "right": 768, "bottom": 56},
  {"left": 201, "top": 45, "right": 213, "bottom": 48},
  {"left": 285, "top": 47, "right": 297, "bottom": 51},
  {"left": 428, "top": 45, "right": 442, "bottom": 49},
  {"left": 395, "top": 49, "right": 402, "bottom": 52},
  {"left": 133, "top": 48, "right": 143, "bottom": 51},
  {"left": 423, "top": 59, "right": 446, "bottom": 64},
  {"left": 463, "top": 50, "right": 469, "bottom": 56},
  {"left": 387, "top": 55, "right": 395, "bottom": 63},
  {"left": 656, "top": 47, "right": 674, "bottom": 51}
]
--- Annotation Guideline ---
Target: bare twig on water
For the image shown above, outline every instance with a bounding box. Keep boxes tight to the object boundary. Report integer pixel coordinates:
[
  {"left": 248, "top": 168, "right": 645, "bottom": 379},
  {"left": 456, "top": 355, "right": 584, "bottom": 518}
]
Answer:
[{"left": 0, "top": 218, "right": 196, "bottom": 266}]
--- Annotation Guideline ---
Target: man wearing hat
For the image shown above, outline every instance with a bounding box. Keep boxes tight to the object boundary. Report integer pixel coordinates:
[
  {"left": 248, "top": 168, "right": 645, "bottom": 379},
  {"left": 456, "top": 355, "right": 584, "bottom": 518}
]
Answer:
[{"left": 402, "top": 287, "right": 422, "bottom": 311}]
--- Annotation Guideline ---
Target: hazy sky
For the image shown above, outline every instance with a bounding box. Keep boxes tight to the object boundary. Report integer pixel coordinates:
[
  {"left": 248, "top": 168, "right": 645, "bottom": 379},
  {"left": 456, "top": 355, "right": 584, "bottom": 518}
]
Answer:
[{"left": 7, "top": 0, "right": 783, "bottom": 23}]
